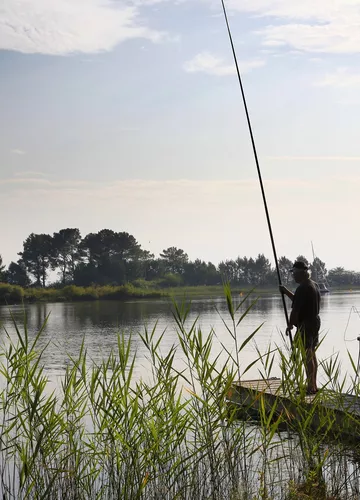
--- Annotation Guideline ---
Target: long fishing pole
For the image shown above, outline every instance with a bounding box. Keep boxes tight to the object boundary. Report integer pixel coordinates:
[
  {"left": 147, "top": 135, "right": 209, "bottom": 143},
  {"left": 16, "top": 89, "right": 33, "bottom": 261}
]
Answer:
[{"left": 220, "top": 0, "right": 293, "bottom": 346}]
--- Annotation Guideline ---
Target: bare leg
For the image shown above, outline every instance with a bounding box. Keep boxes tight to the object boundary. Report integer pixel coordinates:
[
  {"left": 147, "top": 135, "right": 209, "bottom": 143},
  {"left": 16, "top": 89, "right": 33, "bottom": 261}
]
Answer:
[{"left": 305, "top": 348, "right": 317, "bottom": 393}]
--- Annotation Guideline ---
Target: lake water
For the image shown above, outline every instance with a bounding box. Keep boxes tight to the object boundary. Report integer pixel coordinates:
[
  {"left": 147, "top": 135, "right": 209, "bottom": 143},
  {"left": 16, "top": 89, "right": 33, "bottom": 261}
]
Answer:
[{"left": 1, "top": 291, "right": 360, "bottom": 389}]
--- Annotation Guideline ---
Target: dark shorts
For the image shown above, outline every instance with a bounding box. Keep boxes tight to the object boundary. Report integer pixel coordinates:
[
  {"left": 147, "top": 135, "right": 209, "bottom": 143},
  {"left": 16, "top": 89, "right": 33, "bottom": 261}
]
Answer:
[{"left": 295, "top": 317, "right": 321, "bottom": 350}]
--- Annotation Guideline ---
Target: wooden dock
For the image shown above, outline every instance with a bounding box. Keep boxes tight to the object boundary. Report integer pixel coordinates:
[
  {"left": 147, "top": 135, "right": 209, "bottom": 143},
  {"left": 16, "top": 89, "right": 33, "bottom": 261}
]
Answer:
[{"left": 227, "top": 377, "right": 360, "bottom": 441}]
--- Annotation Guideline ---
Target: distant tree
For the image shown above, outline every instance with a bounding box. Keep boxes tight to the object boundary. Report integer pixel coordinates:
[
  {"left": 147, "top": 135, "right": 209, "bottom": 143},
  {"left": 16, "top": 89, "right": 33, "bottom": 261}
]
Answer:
[
  {"left": 160, "top": 247, "right": 189, "bottom": 275},
  {"left": 81, "top": 229, "right": 116, "bottom": 267},
  {"left": 327, "top": 267, "right": 356, "bottom": 287},
  {"left": 239, "top": 257, "right": 260, "bottom": 285},
  {"left": 52, "top": 228, "right": 84, "bottom": 284},
  {"left": 184, "top": 259, "right": 220, "bottom": 286},
  {"left": 253, "top": 254, "right": 272, "bottom": 285},
  {"left": 266, "top": 268, "right": 278, "bottom": 286},
  {"left": 218, "top": 261, "right": 228, "bottom": 283},
  {"left": 19, "top": 233, "right": 55, "bottom": 287},
  {"left": 7, "top": 260, "right": 31, "bottom": 287},
  {"left": 278, "top": 256, "right": 293, "bottom": 286},
  {"left": 82, "top": 230, "right": 142, "bottom": 264},
  {"left": 235, "top": 257, "right": 249, "bottom": 285},
  {"left": 205, "top": 262, "right": 220, "bottom": 285},
  {"left": 79, "top": 229, "right": 145, "bottom": 285},
  {"left": 218, "top": 260, "right": 236, "bottom": 284},
  {"left": 310, "top": 256, "right": 327, "bottom": 283},
  {"left": 219, "top": 257, "right": 258, "bottom": 285},
  {"left": 0, "top": 254, "right": 5, "bottom": 282},
  {"left": 219, "top": 255, "right": 273, "bottom": 286},
  {"left": 238, "top": 257, "right": 256, "bottom": 285},
  {"left": 143, "top": 258, "right": 166, "bottom": 281},
  {"left": 73, "top": 263, "right": 100, "bottom": 287},
  {"left": 115, "top": 232, "right": 143, "bottom": 262},
  {"left": 127, "top": 249, "right": 154, "bottom": 282}
]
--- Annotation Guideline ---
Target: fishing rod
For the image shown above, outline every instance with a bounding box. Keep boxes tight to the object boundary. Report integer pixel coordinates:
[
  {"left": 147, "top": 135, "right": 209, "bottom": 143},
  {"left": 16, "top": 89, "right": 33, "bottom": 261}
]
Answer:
[{"left": 220, "top": 0, "right": 293, "bottom": 346}]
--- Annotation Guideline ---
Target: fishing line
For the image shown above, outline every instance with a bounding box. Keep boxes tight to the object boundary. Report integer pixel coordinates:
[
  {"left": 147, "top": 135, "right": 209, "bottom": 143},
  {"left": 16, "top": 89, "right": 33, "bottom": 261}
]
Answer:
[
  {"left": 219, "top": 0, "right": 292, "bottom": 345},
  {"left": 343, "top": 306, "right": 360, "bottom": 342},
  {"left": 343, "top": 306, "right": 360, "bottom": 381}
]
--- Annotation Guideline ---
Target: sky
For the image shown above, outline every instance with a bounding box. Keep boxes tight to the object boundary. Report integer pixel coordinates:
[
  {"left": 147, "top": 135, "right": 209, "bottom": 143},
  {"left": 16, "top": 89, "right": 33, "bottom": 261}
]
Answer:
[{"left": 1, "top": 0, "right": 360, "bottom": 271}]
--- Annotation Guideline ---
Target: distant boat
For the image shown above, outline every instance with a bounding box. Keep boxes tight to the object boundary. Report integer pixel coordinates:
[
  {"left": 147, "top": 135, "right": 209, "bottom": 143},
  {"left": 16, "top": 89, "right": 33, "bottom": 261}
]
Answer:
[
  {"left": 317, "top": 282, "right": 330, "bottom": 295},
  {"left": 311, "top": 241, "right": 330, "bottom": 295}
]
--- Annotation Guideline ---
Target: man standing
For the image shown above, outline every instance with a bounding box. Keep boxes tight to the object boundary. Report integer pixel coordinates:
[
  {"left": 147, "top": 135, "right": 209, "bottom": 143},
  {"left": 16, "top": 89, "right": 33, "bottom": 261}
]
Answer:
[{"left": 279, "top": 260, "right": 321, "bottom": 394}]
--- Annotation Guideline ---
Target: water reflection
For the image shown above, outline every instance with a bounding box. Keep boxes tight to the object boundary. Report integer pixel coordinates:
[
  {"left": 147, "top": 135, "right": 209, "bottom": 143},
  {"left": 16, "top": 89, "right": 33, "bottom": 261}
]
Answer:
[{"left": 0, "top": 292, "right": 360, "bottom": 386}]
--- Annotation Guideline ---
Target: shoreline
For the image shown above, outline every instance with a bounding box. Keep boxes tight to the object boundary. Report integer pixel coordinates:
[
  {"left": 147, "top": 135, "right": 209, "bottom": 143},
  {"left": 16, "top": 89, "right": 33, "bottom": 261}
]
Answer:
[{"left": 0, "top": 283, "right": 358, "bottom": 305}]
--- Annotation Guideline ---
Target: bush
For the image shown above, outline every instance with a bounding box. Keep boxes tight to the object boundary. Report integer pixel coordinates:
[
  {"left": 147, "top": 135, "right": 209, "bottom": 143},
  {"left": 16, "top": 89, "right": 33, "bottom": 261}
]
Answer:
[
  {"left": 157, "top": 273, "right": 184, "bottom": 288},
  {"left": 62, "top": 285, "right": 99, "bottom": 301},
  {"left": 0, "top": 283, "right": 24, "bottom": 304},
  {"left": 132, "top": 278, "right": 155, "bottom": 289},
  {"left": 24, "top": 288, "right": 59, "bottom": 303},
  {"left": 0, "top": 284, "right": 164, "bottom": 304}
]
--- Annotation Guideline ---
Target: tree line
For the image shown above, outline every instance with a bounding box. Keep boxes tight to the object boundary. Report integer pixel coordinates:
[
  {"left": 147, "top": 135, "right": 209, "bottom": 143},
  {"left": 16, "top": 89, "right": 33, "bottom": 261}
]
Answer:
[{"left": 0, "top": 228, "right": 357, "bottom": 288}]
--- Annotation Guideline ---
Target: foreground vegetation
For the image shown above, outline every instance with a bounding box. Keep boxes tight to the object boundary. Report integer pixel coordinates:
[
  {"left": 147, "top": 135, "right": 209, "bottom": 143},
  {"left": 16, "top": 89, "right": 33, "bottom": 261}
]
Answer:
[{"left": 1, "top": 287, "right": 360, "bottom": 498}]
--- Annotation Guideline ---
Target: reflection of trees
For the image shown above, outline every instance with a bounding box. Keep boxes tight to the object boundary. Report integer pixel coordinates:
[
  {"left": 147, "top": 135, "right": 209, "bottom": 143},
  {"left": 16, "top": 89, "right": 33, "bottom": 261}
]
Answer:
[
  {"left": 68, "top": 300, "right": 172, "bottom": 329},
  {"left": 0, "top": 294, "right": 282, "bottom": 344},
  {"left": 0, "top": 294, "right": 289, "bottom": 388}
]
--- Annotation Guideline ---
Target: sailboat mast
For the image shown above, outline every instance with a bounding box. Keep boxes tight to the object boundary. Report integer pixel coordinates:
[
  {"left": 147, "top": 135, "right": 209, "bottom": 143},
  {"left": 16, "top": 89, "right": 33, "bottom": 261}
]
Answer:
[{"left": 311, "top": 241, "right": 318, "bottom": 282}]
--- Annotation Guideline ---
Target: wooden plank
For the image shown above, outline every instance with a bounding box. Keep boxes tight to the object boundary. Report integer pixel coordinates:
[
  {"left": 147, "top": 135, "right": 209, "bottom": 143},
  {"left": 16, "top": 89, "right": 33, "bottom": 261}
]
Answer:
[{"left": 227, "top": 377, "right": 360, "bottom": 441}]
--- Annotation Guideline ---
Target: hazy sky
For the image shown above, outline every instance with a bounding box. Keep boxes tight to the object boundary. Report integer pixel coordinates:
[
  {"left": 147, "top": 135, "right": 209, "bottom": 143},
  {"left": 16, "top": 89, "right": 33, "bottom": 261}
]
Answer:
[{"left": 1, "top": 0, "right": 360, "bottom": 270}]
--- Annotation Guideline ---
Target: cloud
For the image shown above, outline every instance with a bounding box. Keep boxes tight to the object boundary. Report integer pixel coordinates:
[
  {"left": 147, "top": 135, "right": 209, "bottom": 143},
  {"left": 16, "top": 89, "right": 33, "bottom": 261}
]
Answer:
[
  {"left": 183, "top": 51, "right": 265, "bottom": 76},
  {"left": 1, "top": 175, "right": 356, "bottom": 199},
  {"left": 13, "top": 171, "right": 47, "bottom": 177},
  {"left": 315, "top": 67, "right": 360, "bottom": 88},
  {"left": 221, "top": 0, "right": 360, "bottom": 55},
  {"left": 258, "top": 23, "right": 360, "bottom": 55},
  {"left": 3, "top": 0, "right": 358, "bottom": 56},
  {"left": 0, "top": 177, "right": 88, "bottom": 187},
  {"left": 0, "top": 0, "right": 164, "bottom": 55},
  {"left": 3, "top": 0, "right": 358, "bottom": 58},
  {"left": 226, "top": 0, "right": 352, "bottom": 22},
  {"left": 266, "top": 156, "right": 360, "bottom": 161},
  {"left": 11, "top": 149, "right": 25, "bottom": 155}
]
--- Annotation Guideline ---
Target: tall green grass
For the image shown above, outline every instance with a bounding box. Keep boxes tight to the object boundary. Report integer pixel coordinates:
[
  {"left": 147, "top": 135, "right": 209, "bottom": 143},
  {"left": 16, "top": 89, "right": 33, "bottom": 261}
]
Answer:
[
  {"left": 0, "top": 283, "right": 282, "bottom": 305},
  {"left": 0, "top": 283, "right": 165, "bottom": 304},
  {"left": 0, "top": 286, "right": 359, "bottom": 498}
]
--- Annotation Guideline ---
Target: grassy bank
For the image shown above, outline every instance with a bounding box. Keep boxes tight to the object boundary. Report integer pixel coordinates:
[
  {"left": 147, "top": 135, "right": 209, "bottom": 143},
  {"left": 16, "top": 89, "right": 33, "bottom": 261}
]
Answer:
[
  {"left": 0, "top": 283, "right": 281, "bottom": 305},
  {"left": 167, "top": 284, "right": 280, "bottom": 297},
  {"left": 0, "top": 287, "right": 360, "bottom": 499},
  {"left": 1, "top": 282, "right": 359, "bottom": 306},
  {"left": 0, "top": 283, "right": 165, "bottom": 304}
]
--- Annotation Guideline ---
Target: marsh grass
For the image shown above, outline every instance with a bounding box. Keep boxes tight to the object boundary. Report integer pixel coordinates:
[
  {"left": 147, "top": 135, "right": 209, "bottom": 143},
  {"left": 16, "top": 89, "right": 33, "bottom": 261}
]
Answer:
[
  {"left": 0, "top": 286, "right": 360, "bottom": 498},
  {"left": 0, "top": 283, "right": 164, "bottom": 305},
  {"left": 0, "top": 283, "right": 280, "bottom": 305}
]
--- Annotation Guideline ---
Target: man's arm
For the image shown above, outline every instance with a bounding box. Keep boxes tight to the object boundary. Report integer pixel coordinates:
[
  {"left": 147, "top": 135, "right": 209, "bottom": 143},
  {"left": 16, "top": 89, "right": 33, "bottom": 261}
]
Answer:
[
  {"left": 289, "top": 285, "right": 306, "bottom": 328},
  {"left": 279, "top": 285, "right": 294, "bottom": 301},
  {"left": 289, "top": 308, "right": 299, "bottom": 329}
]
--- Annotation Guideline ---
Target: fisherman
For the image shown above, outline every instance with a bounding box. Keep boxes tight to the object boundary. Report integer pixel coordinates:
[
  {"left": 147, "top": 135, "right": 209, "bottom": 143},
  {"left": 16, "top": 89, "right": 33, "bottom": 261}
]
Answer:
[{"left": 279, "top": 260, "right": 321, "bottom": 395}]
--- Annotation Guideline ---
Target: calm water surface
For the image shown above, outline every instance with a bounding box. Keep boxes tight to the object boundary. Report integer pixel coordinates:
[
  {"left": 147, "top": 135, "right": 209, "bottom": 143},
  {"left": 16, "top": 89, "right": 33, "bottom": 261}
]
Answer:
[{"left": 1, "top": 292, "right": 360, "bottom": 388}]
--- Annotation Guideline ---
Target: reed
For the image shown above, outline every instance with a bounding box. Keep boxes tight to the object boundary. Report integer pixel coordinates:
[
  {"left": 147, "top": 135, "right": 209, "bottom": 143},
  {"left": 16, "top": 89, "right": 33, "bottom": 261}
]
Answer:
[
  {"left": 0, "top": 283, "right": 164, "bottom": 304},
  {"left": 0, "top": 286, "right": 359, "bottom": 498}
]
